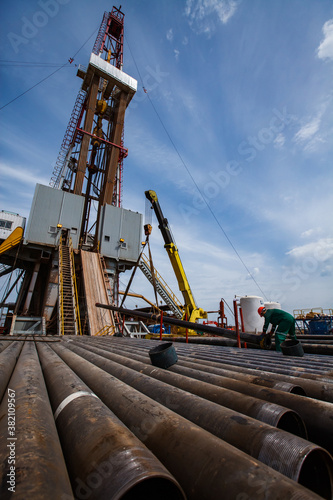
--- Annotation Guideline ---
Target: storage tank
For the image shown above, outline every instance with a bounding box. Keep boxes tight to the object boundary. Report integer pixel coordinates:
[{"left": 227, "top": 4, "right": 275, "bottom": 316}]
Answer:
[
  {"left": 240, "top": 296, "right": 264, "bottom": 333},
  {"left": 264, "top": 302, "right": 281, "bottom": 310}
]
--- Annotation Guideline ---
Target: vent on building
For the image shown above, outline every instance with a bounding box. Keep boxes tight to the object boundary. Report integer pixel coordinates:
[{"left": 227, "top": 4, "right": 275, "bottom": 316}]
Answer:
[
  {"left": 48, "top": 226, "right": 57, "bottom": 234},
  {"left": 0, "top": 220, "right": 13, "bottom": 230}
]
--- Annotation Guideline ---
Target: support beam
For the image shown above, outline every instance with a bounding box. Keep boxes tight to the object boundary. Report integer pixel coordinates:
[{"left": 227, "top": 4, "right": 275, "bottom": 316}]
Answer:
[
  {"left": 100, "top": 91, "right": 127, "bottom": 206},
  {"left": 73, "top": 74, "right": 100, "bottom": 195}
]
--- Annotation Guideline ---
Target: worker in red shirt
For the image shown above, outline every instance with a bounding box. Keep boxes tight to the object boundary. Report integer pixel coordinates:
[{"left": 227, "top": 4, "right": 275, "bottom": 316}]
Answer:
[{"left": 258, "top": 307, "right": 297, "bottom": 352}]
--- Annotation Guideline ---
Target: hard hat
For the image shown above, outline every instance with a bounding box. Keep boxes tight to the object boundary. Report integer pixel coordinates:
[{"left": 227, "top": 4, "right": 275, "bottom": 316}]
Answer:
[{"left": 258, "top": 306, "right": 266, "bottom": 316}]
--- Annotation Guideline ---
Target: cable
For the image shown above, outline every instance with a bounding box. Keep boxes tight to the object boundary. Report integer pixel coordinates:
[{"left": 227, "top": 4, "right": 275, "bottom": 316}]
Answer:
[
  {"left": 0, "top": 26, "right": 98, "bottom": 112},
  {"left": 0, "top": 60, "right": 71, "bottom": 67},
  {"left": 125, "top": 36, "right": 269, "bottom": 301},
  {"left": 0, "top": 63, "right": 70, "bottom": 111}
]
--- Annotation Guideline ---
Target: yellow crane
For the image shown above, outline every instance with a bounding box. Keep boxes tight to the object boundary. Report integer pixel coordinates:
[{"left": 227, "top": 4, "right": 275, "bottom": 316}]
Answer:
[
  {"left": 0, "top": 226, "right": 24, "bottom": 255},
  {"left": 145, "top": 190, "right": 207, "bottom": 323}
]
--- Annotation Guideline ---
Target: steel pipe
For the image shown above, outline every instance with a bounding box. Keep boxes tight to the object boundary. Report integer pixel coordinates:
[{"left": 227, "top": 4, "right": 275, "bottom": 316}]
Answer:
[
  {"left": 72, "top": 338, "right": 307, "bottom": 433},
  {"left": 63, "top": 341, "right": 333, "bottom": 498},
  {"left": 94, "top": 339, "right": 309, "bottom": 396},
  {"left": 148, "top": 341, "right": 333, "bottom": 399},
  {"left": 36, "top": 342, "right": 184, "bottom": 500},
  {"left": 88, "top": 338, "right": 333, "bottom": 454},
  {"left": 0, "top": 340, "right": 13, "bottom": 353},
  {"left": 170, "top": 359, "right": 333, "bottom": 454},
  {"left": 292, "top": 343, "right": 333, "bottom": 355},
  {"left": 72, "top": 336, "right": 333, "bottom": 401},
  {"left": 53, "top": 341, "right": 326, "bottom": 500},
  {"left": 161, "top": 335, "right": 258, "bottom": 348},
  {"left": 0, "top": 341, "right": 73, "bottom": 499},
  {"left": 150, "top": 344, "right": 333, "bottom": 402},
  {"left": 95, "top": 304, "right": 272, "bottom": 348},
  {"left": 0, "top": 341, "right": 22, "bottom": 402}
]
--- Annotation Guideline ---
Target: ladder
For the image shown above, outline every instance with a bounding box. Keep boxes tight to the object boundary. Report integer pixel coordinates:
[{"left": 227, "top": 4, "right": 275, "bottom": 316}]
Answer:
[
  {"left": 50, "top": 89, "right": 86, "bottom": 189},
  {"left": 139, "top": 253, "right": 183, "bottom": 319},
  {"left": 58, "top": 234, "right": 81, "bottom": 335}
]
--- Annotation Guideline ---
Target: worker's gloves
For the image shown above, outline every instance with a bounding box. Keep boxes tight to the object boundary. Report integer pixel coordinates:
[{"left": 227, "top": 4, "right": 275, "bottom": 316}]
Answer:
[{"left": 259, "top": 333, "right": 271, "bottom": 350}]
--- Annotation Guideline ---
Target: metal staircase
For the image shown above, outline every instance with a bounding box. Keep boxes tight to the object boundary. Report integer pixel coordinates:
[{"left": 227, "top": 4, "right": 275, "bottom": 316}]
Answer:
[
  {"left": 58, "top": 234, "right": 81, "bottom": 335},
  {"left": 139, "top": 253, "right": 183, "bottom": 318},
  {"left": 50, "top": 89, "right": 86, "bottom": 189}
]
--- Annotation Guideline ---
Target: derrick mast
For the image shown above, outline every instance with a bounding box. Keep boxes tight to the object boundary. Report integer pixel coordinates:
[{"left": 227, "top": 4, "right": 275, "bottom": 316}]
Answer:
[
  {"left": 1, "top": 7, "right": 141, "bottom": 336},
  {"left": 50, "top": 6, "right": 136, "bottom": 247}
]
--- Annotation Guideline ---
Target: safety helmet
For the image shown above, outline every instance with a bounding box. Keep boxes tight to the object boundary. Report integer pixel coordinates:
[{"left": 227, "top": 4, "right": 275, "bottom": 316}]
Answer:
[{"left": 258, "top": 306, "right": 266, "bottom": 316}]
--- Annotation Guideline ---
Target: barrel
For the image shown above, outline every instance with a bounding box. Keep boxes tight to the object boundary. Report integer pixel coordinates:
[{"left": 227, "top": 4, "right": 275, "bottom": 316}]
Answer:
[
  {"left": 149, "top": 342, "right": 178, "bottom": 368},
  {"left": 281, "top": 340, "right": 304, "bottom": 357}
]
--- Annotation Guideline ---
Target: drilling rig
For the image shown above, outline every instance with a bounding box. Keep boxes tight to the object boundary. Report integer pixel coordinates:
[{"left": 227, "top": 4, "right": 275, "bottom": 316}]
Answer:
[{"left": 0, "top": 6, "right": 142, "bottom": 336}]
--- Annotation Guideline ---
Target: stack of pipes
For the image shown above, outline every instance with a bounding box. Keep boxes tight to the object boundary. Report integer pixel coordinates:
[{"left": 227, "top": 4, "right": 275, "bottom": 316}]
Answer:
[{"left": 0, "top": 335, "right": 333, "bottom": 500}]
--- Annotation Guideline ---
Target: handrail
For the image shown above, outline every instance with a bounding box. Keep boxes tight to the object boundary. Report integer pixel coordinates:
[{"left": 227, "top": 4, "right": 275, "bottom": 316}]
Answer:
[
  {"left": 58, "top": 236, "right": 64, "bottom": 335},
  {"left": 94, "top": 324, "right": 115, "bottom": 336},
  {"left": 69, "top": 238, "right": 82, "bottom": 335},
  {"left": 140, "top": 253, "right": 182, "bottom": 309}
]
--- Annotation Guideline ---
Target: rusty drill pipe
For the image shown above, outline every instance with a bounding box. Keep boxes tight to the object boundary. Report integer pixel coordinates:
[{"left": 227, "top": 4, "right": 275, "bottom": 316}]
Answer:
[
  {"left": 36, "top": 342, "right": 185, "bottom": 500},
  {"left": 172, "top": 343, "right": 332, "bottom": 377},
  {"left": 169, "top": 358, "right": 333, "bottom": 454},
  {"left": 94, "top": 338, "right": 333, "bottom": 453},
  {"left": 0, "top": 341, "right": 23, "bottom": 401},
  {"left": 95, "top": 339, "right": 309, "bottom": 396},
  {"left": 95, "top": 304, "right": 272, "bottom": 348},
  {"left": 125, "top": 340, "right": 333, "bottom": 399},
  {"left": 167, "top": 345, "right": 333, "bottom": 401},
  {"left": 63, "top": 341, "right": 333, "bottom": 498},
  {"left": 123, "top": 338, "right": 333, "bottom": 402},
  {"left": 0, "top": 341, "right": 73, "bottom": 500},
  {"left": 72, "top": 338, "right": 307, "bottom": 434},
  {"left": 0, "top": 340, "right": 13, "bottom": 353},
  {"left": 171, "top": 348, "right": 333, "bottom": 402},
  {"left": 53, "top": 342, "right": 326, "bottom": 500}
]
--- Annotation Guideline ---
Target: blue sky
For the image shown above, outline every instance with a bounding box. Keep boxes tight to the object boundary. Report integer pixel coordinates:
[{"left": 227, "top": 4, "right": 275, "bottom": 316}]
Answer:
[{"left": 1, "top": 0, "right": 333, "bottom": 321}]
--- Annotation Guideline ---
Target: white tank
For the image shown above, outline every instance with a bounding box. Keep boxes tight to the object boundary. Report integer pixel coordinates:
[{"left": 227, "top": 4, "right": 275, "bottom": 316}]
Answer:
[
  {"left": 240, "top": 295, "right": 264, "bottom": 333},
  {"left": 264, "top": 302, "right": 281, "bottom": 310}
]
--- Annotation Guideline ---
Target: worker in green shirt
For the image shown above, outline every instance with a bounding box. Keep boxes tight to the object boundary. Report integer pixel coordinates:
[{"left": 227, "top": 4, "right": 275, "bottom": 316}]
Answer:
[{"left": 258, "top": 307, "right": 297, "bottom": 352}]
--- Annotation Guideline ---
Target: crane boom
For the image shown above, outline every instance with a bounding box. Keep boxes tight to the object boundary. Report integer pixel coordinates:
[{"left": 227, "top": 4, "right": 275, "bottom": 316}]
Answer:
[{"left": 145, "top": 190, "right": 207, "bottom": 323}]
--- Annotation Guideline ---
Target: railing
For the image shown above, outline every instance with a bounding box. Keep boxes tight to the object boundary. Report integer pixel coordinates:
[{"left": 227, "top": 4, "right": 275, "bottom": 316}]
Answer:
[
  {"left": 58, "top": 236, "right": 64, "bottom": 335},
  {"left": 50, "top": 89, "right": 86, "bottom": 189},
  {"left": 140, "top": 253, "right": 182, "bottom": 310},
  {"left": 94, "top": 324, "right": 115, "bottom": 336},
  {"left": 294, "top": 308, "right": 333, "bottom": 319},
  {"left": 69, "top": 238, "right": 82, "bottom": 335}
]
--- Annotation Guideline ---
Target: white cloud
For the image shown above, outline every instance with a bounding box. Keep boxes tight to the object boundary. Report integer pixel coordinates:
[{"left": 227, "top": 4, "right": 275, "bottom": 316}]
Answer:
[
  {"left": 301, "top": 229, "right": 314, "bottom": 238},
  {"left": 166, "top": 28, "right": 173, "bottom": 42},
  {"left": 286, "top": 238, "right": 333, "bottom": 262},
  {"left": 185, "top": 0, "right": 238, "bottom": 36},
  {"left": 317, "top": 19, "right": 333, "bottom": 61},
  {"left": 0, "top": 162, "right": 49, "bottom": 187},
  {"left": 174, "top": 49, "right": 180, "bottom": 61}
]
